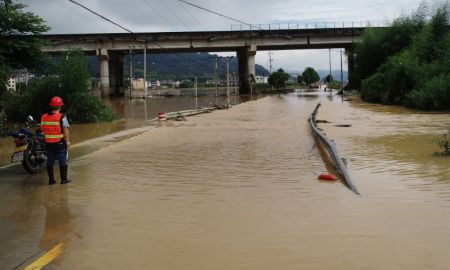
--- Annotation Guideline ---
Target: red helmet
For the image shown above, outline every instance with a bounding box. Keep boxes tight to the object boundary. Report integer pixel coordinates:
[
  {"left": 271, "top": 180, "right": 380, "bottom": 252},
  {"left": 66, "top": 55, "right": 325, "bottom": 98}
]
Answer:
[{"left": 49, "top": 96, "right": 64, "bottom": 107}]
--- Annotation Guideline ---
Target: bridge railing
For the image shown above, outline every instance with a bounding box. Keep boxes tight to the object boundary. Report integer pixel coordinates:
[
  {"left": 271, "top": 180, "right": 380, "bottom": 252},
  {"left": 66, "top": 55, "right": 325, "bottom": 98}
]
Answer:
[{"left": 230, "top": 21, "right": 387, "bottom": 31}]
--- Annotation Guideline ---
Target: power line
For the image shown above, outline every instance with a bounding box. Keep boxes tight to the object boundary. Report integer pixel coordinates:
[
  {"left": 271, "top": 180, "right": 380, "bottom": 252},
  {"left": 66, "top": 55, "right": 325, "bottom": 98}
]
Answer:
[
  {"left": 142, "top": 0, "right": 178, "bottom": 31},
  {"left": 157, "top": 0, "right": 190, "bottom": 31},
  {"left": 66, "top": 0, "right": 214, "bottom": 78},
  {"left": 54, "top": 0, "right": 92, "bottom": 26},
  {"left": 54, "top": 0, "right": 114, "bottom": 32},
  {"left": 176, "top": 0, "right": 205, "bottom": 30},
  {"left": 176, "top": 0, "right": 261, "bottom": 30},
  {"left": 68, "top": 0, "right": 134, "bottom": 33}
]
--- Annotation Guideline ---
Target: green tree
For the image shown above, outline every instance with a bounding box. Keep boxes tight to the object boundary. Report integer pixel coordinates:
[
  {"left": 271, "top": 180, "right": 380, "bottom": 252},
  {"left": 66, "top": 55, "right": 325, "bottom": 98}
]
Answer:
[
  {"left": 324, "top": 74, "right": 333, "bottom": 83},
  {"left": 357, "top": 2, "right": 450, "bottom": 111},
  {"left": 268, "top": 68, "right": 289, "bottom": 90},
  {"left": 352, "top": 1, "right": 436, "bottom": 89},
  {"left": 3, "top": 50, "right": 116, "bottom": 123},
  {"left": 297, "top": 75, "right": 304, "bottom": 84},
  {"left": 302, "top": 67, "right": 320, "bottom": 86},
  {"left": 59, "top": 50, "right": 91, "bottom": 94},
  {"left": 0, "top": 1, "right": 50, "bottom": 95},
  {"left": 180, "top": 79, "right": 193, "bottom": 88}
]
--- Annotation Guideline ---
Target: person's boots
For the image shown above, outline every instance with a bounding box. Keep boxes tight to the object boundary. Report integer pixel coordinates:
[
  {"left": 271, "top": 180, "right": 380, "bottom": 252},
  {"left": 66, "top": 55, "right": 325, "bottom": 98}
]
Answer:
[
  {"left": 47, "top": 166, "right": 56, "bottom": 185},
  {"left": 60, "top": 165, "right": 71, "bottom": 184}
]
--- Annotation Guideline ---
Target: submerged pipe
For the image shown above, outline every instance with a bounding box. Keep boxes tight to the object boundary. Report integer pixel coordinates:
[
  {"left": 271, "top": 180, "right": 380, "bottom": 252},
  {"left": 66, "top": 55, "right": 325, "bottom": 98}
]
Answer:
[
  {"left": 309, "top": 103, "right": 360, "bottom": 195},
  {"left": 165, "top": 107, "right": 216, "bottom": 119}
]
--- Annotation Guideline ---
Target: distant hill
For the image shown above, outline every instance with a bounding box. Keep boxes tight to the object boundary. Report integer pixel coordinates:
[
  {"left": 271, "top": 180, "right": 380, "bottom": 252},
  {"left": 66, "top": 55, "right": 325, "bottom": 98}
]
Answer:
[
  {"left": 316, "top": 69, "right": 348, "bottom": 82},
  {"left": 87, "top": 52, "right": 270, "bottom": 82}
]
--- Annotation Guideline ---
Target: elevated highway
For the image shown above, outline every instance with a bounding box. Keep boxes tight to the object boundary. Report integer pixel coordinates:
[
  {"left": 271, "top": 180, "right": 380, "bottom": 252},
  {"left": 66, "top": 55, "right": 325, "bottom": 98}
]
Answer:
[{"left": 39, "top": 28, "right": 369, "bottom": 96}]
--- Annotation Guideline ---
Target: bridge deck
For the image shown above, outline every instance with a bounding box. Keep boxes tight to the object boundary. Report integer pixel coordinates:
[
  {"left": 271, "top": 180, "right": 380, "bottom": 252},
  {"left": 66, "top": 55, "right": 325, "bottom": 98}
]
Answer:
[{"left": 37, "top": 28, "right": 373, "bottom": 53}]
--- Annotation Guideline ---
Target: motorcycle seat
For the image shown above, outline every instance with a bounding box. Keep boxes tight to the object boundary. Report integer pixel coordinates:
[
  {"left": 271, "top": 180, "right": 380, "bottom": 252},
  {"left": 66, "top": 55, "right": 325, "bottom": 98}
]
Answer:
[
  {"left": 19, "top": 128, "right": 35, "bottom": 137},
  {"left": 7, "top": 131, "right": 23, "bottom": 138}
]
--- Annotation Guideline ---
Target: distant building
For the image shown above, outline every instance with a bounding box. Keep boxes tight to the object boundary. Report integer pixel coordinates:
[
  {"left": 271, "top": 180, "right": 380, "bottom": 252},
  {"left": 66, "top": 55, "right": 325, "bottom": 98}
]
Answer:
[
  {"left": 255, "top": 75, "right": 269, "bottom": 84},
  {"left": 148, "top": 80, "right": 161, "bottom": 88},
  {"left": 11, "top": 69, "right": 35, "bottom": 85},
  {"left": 6, "top": 77, "right": 16, "bottom": 92},
  {"left": 132, "top": 78, "right": 146, "bottom": 90},
  {"left": 160, "top": 80, "right": 179, "bottom": 88},
  {"left": 206, "top": 77, "right": 239, "bottom": 87},
  {"left": 229, "top": 77, "right": 239, "bottom": 87}
]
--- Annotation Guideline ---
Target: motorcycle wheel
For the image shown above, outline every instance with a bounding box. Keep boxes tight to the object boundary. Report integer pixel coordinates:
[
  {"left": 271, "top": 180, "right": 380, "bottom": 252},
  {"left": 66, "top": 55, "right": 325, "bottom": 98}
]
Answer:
[{"left": 22, "top": 147, "right": 40, "bottom": 174}]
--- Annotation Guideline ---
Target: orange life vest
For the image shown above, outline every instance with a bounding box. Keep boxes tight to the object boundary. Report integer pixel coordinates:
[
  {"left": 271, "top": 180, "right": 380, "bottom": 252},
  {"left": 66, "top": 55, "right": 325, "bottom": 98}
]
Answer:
[{"left": 41, "top": 113, "right": 64, "bottom": 143}]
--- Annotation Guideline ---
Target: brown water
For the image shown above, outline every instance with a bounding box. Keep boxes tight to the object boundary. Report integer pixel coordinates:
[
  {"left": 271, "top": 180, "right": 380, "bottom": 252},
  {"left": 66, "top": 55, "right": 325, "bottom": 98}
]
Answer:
[
  {"left": 1, "top": 92, "right": 450, "bottom": 269},
  {"left": 0, "top": 95, "right": 240, "bottom": 167}
]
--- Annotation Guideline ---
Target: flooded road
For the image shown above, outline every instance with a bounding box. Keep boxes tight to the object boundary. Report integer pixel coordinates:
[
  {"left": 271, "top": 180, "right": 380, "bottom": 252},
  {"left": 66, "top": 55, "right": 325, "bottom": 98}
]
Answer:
[
  {"left": 0, "top": 95, "right": 239, "bottom": 167},
  {"left": 1, "top": 92, "right": 450, "bottom": 269}
]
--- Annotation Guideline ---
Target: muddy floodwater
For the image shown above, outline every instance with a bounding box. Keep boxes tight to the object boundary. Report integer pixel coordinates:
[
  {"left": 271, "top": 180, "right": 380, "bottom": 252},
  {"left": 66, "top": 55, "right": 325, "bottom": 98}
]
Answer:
[
  {"left": 1, "top": 92, "right": 450, "bottom": 269},
  {"left": 0, "top": 95, "right": 239, "bottom": 167}
]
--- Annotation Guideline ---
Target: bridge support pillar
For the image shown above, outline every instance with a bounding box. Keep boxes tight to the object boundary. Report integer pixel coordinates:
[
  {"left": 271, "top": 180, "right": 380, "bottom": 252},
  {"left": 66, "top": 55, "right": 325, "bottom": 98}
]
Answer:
[
  {"left": 237, "top": 45, "right": 257, "bottom": 95},
  {"left": 97, "top": 49, "right": 110, "bottom": 97},
  {"left": 109, "top": 52, "right": 124, "bottom": 97}
]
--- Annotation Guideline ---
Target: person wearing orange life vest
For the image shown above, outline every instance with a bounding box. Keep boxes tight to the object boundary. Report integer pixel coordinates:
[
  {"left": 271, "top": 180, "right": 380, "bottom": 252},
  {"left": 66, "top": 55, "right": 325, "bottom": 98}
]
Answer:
[{"left": 41, "top": 96, "right": 71, "bottom": 185}]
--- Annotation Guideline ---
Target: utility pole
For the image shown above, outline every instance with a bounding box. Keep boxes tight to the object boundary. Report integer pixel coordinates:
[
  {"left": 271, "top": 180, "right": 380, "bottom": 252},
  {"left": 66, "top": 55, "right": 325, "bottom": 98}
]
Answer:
[
  {"left": 225, "top": 56, "right": 233, "bottom": 98},
  {"left": 268, "top": 51, "right": 274, "bottom": 91},
  {"left": 215, "top": 56, "right": 222, "bottom": 97},
  {"left": 210, "top": 56, "right": 222, "bottom": 100},
  {"left": 129, "top": 45, "right": 133, "bottom": 99},
  {"left": 340, "top": 50, "right": 344, "bottom": 94},
  {"left": 268, "top": 51, "right": 274, "bottom": 73},
  {"left": 250, "top": 74, "right": 253, "bottom": 98},
  {"left": 194, "top": 76, "right": 198, "bottom": 97},
  {"left": 214, "top": 58, "right": 219, "bottom": 99},
  {"left": 143, "top": 41, "right": 147, "bottom": 99},
  {"left": 225, "top": 56, "right": 233, "bottom": 106},
  {"left": 194, "top": 76, "right": 198, "bottom": 109},
  {"left": 328, "top": 48, "right": 332, "bottom": 91}
]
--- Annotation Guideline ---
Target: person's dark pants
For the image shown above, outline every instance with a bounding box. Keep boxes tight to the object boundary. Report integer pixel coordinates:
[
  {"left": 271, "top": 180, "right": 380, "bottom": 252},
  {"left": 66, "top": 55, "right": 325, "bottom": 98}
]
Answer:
[{"left": 46, "top": 141, "right": 69, "bottom": 184}]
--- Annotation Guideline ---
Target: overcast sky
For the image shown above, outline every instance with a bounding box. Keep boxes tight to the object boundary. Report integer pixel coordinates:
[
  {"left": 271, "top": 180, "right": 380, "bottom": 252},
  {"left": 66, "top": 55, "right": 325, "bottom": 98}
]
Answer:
[{"left": 20, "top": 0, "right": 424, "bottom": 72}]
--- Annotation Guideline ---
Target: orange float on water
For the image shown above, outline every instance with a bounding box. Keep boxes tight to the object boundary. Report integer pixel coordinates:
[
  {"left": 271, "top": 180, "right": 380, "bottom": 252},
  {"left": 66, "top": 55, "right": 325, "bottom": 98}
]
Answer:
[
  {"left": 318, "top": 173, "right": 337, "bottom": 181},
  {"left": 158, "top": 112, "right": 167, "bottom": 121}
]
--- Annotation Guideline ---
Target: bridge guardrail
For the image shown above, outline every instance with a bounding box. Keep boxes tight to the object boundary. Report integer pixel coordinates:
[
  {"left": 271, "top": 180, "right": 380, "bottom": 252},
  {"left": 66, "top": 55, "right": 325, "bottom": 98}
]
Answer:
[{"left": 230, "top": 21, "right": 387, "bottom": 31}]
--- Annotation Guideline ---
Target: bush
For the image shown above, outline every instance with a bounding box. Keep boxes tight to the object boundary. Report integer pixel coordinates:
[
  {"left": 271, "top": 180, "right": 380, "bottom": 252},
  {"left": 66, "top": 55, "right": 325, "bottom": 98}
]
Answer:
[
  {"left": 179, "top": 79, "right": 193, "bottom": 88},
  {"left": 0, "top": 110, "right": 7, "bottom": 136},
  {"left": 2, "top": 50, "right": 116, "bottom": 123},
  {"left": 354, "top": 17, "right": 420, "bottom": 82},
  {"left": 407, "top": 74, "right": 450, "bottom": 110},
  {"left": 268, "top": 68, "right": 290, "bottom": 90},
  {"left": 361, "top": 73, "right": 387, "bottom": 103},
  {"left": 66, "top": 92, "right": 116, "bottom": 123},
  {"left": 301, "top": 67, "right": 320, "bottom": 86},
  {"left": 356, "top": 2, "right": 450, "bottom": 111},
  {"left": 10, "top": 77, "right": 63, "bottom": 121},
  {"left": 436, "top": 128, "right": 450, "bottom": 155}
]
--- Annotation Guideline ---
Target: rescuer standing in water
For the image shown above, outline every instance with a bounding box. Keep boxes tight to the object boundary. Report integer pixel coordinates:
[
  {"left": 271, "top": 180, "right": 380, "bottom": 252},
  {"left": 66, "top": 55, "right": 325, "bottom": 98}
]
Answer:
[{"left": 41, "top": 96, "right": 71, "bottom": 185}]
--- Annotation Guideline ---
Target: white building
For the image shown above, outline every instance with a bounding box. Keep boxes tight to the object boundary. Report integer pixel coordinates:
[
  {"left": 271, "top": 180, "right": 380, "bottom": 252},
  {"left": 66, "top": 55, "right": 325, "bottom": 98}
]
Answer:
[
  {"left": 6, "top": 78, "right": 16, "bottom": 92},
  {"left": 255, "top": 76, "right": 269, "bottom": 84},
  {"left": 131, "top": 78, "right": 146, "bottom": 90},
  {"left": 148, "top": 80, "right": 161, "bottom": 88}
]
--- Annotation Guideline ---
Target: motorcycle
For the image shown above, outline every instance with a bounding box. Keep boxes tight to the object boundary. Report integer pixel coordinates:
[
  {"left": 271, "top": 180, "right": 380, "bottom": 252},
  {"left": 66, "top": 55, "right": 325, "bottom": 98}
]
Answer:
[{"left": 7, "top": 116, "right": 47, "bottom": 173}]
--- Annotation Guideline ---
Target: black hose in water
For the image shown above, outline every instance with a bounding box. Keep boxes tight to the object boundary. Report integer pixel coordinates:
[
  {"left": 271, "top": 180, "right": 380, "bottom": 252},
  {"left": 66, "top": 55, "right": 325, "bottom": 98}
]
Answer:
[{"left": 309, "top": 103, "right": 360, "bottom": 195}]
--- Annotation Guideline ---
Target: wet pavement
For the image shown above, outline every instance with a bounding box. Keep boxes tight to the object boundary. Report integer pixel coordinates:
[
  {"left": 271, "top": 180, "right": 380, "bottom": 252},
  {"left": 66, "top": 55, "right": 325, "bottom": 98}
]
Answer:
[{"left": 1, "top": 92, "right": 450, "bottom": 269}]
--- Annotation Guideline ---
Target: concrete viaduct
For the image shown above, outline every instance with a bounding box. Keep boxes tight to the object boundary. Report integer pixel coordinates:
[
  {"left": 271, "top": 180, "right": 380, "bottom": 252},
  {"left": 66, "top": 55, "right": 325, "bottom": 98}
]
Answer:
[{"left": 40, "top": 27, "right": 367, "bottom": 96}]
